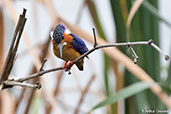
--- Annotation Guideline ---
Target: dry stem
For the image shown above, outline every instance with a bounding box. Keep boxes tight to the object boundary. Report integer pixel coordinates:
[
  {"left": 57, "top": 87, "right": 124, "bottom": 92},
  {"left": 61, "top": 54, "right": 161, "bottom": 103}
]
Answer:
[
  {"left": 0, "top": 8, "right": 169, "bottom": 90},
  {"left": 4, "top": 39, "right": 170, "bottom": 89}
]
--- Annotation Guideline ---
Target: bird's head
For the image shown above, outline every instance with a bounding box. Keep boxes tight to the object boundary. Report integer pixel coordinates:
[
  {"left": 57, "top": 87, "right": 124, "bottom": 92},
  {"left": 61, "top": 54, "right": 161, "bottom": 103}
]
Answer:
[
  {"left": 50, "top": 24, "right": 70, "bottom": 58},
  {"left": 51, "top": 24, "right": 65, "bottom": 44}
]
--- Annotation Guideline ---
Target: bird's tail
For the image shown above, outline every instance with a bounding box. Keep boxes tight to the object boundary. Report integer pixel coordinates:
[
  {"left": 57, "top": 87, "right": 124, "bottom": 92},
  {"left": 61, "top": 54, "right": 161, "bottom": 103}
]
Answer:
[{"left": 75, "top": 60, "right": 84, "bottom": 71}]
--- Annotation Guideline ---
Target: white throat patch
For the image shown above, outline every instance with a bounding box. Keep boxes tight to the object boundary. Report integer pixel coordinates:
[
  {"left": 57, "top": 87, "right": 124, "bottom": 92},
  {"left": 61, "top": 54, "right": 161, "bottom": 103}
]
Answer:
[
  {"left": 63, "top": 42, "right": 67, "bottom": 45},
  {"left": 64, "top": 29, "right": 71, "bottom": 34},
  {"left": 50, "top": 31, "right": 54, "bottom": 40}
]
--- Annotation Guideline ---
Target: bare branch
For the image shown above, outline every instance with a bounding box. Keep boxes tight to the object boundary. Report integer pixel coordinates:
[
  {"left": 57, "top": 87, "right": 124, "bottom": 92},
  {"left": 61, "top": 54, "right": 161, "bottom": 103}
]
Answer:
[
  {"left": 149, "top": 40, "right": 170, "bottom": 60},
  {"left": 0, "top": 8, "right": 27, "bottom": 82},
  {"left": 14, "top": 67, "right": 64, "bottom": 82},
  {"left": 65, "top": 39, "right": 170, "bottom": 71},
  {"left": 127, "top": 45, "right": 139, "bottom": 64},
  {"left": 2, "top": 81, "right": 41, "bottom": 89},
  {"left": 0, "top": 9, "right": 27, "bottom": 91},
  {"left": 2, "top": 23, "right": 169, "bottom": 89},
  {"left": 8, "top": 40, "right": 169, "bottom": 84},
  {"left": 39, "top": 59, "right": 47, "bottom": 71},
  {"left": 92, "top": 28, "right": 97, "bottom": 47}
]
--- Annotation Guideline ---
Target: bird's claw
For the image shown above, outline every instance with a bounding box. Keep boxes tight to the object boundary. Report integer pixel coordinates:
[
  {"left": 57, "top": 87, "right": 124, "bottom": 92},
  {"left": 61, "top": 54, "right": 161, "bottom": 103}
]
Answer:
[
  {"left": 63, "top": 61, "right": 73, "bottom": 74},
  {"left": 64, "top": 62, "right": 67, "bottom": 69}
]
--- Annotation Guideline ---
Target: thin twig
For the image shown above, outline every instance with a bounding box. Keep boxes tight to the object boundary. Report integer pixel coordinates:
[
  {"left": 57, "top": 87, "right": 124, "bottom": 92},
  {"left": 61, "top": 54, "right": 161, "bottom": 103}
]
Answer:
[
  {"left": 8, "top": 40, "right": 169, "bottom": 84},
  {"left": 2, "top": 81, "right": 41, "bottom": 89},
  {"left": 14, "top": 67, "right": 63, "bottom": 82},
  {"left": 127, "top": 45, "right": 139, "bottom": 64},
  {"left": 92, "top": 28, "right": 97, "bottom": 47},
  {"left": 39, "top": 59, "right": 47, "bottom": 71},
  {"left": 149, "top": 40, "right": 170, "bottom": 60}
]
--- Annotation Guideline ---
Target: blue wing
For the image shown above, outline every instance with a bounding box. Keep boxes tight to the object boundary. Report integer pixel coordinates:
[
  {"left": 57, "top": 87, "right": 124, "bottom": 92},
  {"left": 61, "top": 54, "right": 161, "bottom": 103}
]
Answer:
[{"left": 70, "top": 33, "right": 88, "bottom": 55}]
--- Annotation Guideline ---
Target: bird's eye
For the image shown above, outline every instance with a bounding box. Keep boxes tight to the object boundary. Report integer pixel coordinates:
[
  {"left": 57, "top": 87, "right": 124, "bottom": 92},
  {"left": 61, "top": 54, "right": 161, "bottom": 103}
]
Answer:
[{"left": 62, "top": 36, "right": 64, "bottom": 39}]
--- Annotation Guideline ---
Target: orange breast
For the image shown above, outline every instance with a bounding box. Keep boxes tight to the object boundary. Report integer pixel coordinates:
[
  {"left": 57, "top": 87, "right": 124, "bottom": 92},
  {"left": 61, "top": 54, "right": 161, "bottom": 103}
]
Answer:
[{"left": 53, "top": 42, "right": 81, "bottom": 61}]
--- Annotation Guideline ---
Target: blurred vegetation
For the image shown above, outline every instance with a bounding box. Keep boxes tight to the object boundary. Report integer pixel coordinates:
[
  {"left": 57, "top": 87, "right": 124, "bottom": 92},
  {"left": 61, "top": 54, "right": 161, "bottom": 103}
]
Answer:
[
  {"left": 90, "top": 0, "right": 171, "bottom": 113},
  {"left": 0, "top": 0, "right": 170, "bottom": 114}
]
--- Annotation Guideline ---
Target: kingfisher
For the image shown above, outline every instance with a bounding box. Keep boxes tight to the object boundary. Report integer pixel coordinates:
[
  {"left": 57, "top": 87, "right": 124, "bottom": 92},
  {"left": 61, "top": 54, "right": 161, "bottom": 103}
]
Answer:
[{"left": 50, "top": 24, "right": 88, "bottom": 71}]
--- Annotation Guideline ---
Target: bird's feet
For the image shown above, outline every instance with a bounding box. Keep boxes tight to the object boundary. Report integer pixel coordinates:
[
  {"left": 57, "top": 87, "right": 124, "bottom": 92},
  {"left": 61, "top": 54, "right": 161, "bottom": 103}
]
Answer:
[{"left": 63, "top": 61, "right": 73, "bottom": 74}]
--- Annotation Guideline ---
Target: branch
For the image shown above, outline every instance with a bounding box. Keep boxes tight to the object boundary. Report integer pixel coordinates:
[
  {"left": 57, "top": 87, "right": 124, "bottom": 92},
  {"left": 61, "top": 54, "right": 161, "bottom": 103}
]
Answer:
[
  {"left": 0, "top": 8, "right": 27, "bottom": 90},
  {"left": 2, "top": 80, "right": 41, "bottom": 89},
  {"left": 66, "top": 39, "right": 170, "bottom": 70},
  {"left": 39, "top": 59, "right": 47, "bottom": 71},
  {"left": 8, "top": 40, "right": 170, "bottom": 84},
  {"left": 149, "top": 40, "right": 170, "bottom": 60},
  {"left": 127, "top": 45, "right": 139, "bottom": 64},
  {"left": 14, "top": 67, "right": 64, "bottom": 82},
  {"left": 4, "top": 28, "right": 170, "bottom": 89},
  {"left": 0, "top": 8, "right": 27, "bottom": 82},
  {"left": 92, "top": 28, "right": 97, "bottom": 47}
]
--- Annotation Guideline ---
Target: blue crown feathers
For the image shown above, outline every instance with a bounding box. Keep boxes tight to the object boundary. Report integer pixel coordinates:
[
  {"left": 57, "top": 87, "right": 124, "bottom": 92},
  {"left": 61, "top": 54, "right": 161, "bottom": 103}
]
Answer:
[{"left": 53, "top": 24, "right": 66, "bottom": 44}]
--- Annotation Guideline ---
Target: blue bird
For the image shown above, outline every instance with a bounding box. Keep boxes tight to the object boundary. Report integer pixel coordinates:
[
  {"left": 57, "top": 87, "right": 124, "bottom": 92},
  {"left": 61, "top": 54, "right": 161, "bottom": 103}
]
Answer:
[{"left": 51, "top": 24, "right": 88, "bottom": 71}]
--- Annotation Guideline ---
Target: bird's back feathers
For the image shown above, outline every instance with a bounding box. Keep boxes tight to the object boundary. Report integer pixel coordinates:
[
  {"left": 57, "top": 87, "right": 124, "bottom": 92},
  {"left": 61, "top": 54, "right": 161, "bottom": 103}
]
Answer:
[{"left": 70, "top": 33, "right": 88, "bottom": 55}]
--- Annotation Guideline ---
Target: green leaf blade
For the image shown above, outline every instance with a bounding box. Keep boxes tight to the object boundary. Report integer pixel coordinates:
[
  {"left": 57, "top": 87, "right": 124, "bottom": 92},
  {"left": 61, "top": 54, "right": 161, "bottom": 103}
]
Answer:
[{"left": 91, "top": 82, "right": 153, "bottom": 112}]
